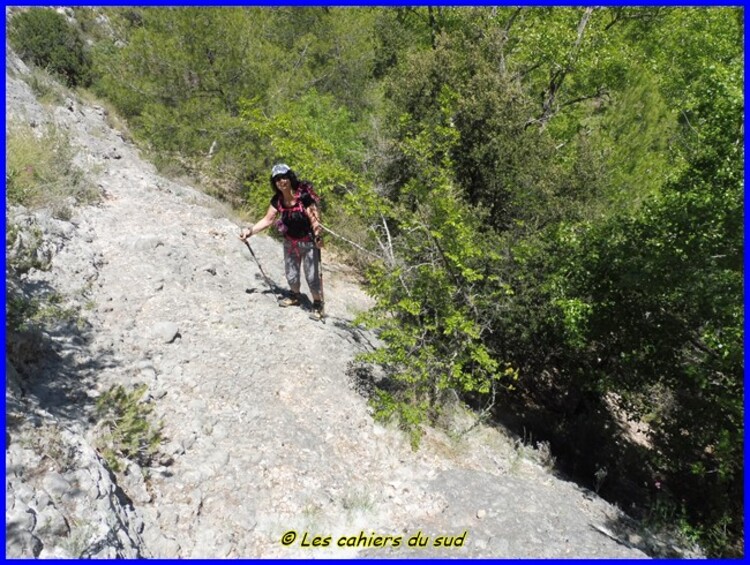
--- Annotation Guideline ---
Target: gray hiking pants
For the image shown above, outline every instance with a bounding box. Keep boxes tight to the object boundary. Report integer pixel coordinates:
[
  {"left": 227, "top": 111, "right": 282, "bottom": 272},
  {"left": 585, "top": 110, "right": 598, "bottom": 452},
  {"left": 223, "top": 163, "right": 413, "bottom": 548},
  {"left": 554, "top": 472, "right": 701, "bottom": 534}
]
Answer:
[{"left": 283, "top": 238, "right": 321, "bottom": 295}]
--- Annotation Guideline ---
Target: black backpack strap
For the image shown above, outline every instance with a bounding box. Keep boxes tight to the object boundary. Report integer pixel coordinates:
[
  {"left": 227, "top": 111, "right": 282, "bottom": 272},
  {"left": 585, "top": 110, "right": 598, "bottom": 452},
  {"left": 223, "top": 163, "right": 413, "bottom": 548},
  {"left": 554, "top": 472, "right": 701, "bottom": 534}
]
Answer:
[{"left": 299, "top": 181, "right": 320, "bottom": 204}]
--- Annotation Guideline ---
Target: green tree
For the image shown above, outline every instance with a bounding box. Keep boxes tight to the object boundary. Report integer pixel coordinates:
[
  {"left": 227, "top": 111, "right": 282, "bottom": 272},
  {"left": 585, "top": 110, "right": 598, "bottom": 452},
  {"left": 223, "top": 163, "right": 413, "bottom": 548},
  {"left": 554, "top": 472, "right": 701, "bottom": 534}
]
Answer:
[
  {"left": 9, "top": 8, "right": 92, "bottom": 87},
  {"left": 513, "top": 7, "right": 743, "bottom": 554}
]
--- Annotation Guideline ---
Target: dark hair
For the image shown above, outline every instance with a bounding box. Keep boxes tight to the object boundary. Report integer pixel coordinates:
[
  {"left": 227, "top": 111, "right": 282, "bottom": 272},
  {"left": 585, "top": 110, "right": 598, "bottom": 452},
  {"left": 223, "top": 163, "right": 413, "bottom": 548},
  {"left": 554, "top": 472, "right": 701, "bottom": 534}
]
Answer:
[{"left": 270, "top": 168, "right": 300, "bottom": 197}]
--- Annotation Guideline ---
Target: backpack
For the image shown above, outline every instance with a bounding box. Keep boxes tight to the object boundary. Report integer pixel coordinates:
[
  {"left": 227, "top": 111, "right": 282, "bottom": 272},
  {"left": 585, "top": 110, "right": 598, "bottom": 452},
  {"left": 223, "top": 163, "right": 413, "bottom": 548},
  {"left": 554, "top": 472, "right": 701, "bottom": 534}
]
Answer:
[
  {"left": 298, "top": 181, "right": 321, "bottom": 207},
  {"left": 275, "top": 181, "right": 321, "bottom": 238}
]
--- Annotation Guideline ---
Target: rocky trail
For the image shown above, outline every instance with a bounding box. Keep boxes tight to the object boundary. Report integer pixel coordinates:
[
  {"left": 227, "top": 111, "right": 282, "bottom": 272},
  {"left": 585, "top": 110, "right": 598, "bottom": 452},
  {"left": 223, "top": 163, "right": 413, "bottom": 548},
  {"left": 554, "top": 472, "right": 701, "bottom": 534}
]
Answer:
[{"left": 5, "top": 43, "right": 695, "bottom": 559}]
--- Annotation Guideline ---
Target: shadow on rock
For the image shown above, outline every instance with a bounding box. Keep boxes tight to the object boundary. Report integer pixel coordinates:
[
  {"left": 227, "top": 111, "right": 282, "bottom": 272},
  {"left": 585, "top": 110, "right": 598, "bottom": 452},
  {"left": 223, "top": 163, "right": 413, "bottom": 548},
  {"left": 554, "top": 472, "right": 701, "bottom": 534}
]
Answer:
[
  {"left": 6, "top": 276, "right": 117, "bottom": 427},
  {"left": 483, "top": 382, "right": 704, "bottom": 558}
]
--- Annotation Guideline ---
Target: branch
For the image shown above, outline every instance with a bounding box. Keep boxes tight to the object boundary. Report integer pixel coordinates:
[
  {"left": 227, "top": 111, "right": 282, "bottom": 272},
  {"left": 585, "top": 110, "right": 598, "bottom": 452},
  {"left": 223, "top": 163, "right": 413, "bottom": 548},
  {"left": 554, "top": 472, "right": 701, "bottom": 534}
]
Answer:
[
  {"left": 558, "top": 87, "right": 609, "bottom": 111},
  {"left": 428, "top": 6, "right": 438, "bottom": 49},
  {"left": 527, "top": 7, "right": 595, "bottom": 129},
  {"left": 416, "top": 209, "right": 482, "bottom": 321},
  {"left": 498, "top": 7, "right": 523, "bottom": 75},
  {"left": 605, "top": 7, "right": 663, "bottom": 31},
  {"left": 380, "top": 213, "right": 396, "bottom": 268},
  {"left": 604, "top": 7, "right": 625, "bottom": 31},
  {"left": 503, "top": 7, "right": 523, "bottom": 35},
  {"left": 574, "top": 7, "right": 595, "bottom": 52},
  {"left": 513, "top": 60, "right": 545, "bottom": 82}
]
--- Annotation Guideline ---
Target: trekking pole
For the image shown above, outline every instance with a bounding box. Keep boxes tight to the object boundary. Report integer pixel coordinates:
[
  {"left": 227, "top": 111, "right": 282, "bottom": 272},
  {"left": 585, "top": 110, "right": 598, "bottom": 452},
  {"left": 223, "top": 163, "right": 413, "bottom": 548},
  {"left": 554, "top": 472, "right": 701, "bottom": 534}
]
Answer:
[
  {"left": 315, "top": 244, "right": 325, "bottom": 320},
  {"left": 240, "top": 237, "right": 278, "bottom": 298}
]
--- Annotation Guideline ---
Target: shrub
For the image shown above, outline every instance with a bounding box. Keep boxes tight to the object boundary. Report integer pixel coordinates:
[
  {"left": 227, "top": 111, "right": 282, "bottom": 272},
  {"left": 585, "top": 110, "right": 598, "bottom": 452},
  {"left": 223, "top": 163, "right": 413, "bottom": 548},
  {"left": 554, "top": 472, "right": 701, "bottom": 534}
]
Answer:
[
  {"left": 94, "top": 384, "right": 163, "bottom": 472},
  {"left": 8, "top": 8, "right": 92, "bottom": 87}
]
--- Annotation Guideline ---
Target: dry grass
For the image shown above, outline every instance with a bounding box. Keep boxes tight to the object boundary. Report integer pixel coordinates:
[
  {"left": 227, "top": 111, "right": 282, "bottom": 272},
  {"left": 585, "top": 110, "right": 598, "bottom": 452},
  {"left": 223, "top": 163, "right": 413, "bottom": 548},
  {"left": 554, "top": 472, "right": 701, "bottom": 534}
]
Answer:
[
  {"left": 76, "top": 89, "right": 134, "bottom": 143},
  {"left": 6, "top": 121, "right": 98, "bottom": 215}
]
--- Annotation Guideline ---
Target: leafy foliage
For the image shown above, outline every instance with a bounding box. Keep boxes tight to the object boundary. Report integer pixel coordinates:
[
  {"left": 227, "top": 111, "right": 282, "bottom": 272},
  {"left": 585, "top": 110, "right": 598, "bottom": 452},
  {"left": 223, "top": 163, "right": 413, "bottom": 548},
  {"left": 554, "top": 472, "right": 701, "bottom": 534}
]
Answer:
[
  {"left": 485, "top": 7, "right": 743, "bottom": 555},
  {"left": 355, "top": 94, "right": 519, "bottom": 447},
  {"left": 8, "top": 8, "right": 92, "bottom": 87}
]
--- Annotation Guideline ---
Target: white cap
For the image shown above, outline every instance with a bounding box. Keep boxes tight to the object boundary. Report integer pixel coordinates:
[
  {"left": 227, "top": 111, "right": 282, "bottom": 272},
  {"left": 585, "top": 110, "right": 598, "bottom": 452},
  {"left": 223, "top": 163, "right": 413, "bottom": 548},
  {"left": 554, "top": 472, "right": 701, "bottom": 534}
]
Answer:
[{"left": 271, "top": 163, "right": 291, "bottom": 177}]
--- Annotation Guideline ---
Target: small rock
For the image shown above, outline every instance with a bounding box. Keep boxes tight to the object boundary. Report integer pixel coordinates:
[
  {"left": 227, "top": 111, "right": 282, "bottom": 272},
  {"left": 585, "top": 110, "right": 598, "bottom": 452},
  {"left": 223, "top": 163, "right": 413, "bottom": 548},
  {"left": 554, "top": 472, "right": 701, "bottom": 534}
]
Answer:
[
  {"left": 157, "top": 452, "right": 175, "bottom": 467},
  {"left": 131, "top": 235, "right": 164, "bottom": 251},
  {"left": 6, "top": 501, "right": 35, "bottom": 531},
  {"left": 6, "top": 530, "right": 43, "bottom": 558},
  {"left": 474, "top": 537, "right": 488, "bottom": 550},
  {"left": 13, "top": 482, "right": 37, "bottom": 505},
  {"left": 104, "top": 147, "right": 122, "bottom": 160},
  {"left": 152, "top": 322, "right": 180, "bottom": 344},
  {"left": 122, "top": 463, "right": 152, "bottom": 504},
  {"left": 476, "top": 509, "right": 487, "bottom": 520},
  {"left": 628, "top": 534, "right": 644, "bottom": 546},
  {"left": 179, "top": 433, "right": 197, "bottom": 452},
  {"left": 42, "top": 472, "right": 71, "bottom": 500},
  {"left": 38, "top": 546, "right": 74, "bottom": 558},
  {"left": 35, "top": 506, "right": 70, "bottom": 537},
  {"left": 145, "top": 534, "right": 181, "bottom": 557},
  {"left": 34, "top": 491, "right": 52, "bottom": 509},
  {"left": 138, "top": 367, "right": 157, "bottom": 385}
]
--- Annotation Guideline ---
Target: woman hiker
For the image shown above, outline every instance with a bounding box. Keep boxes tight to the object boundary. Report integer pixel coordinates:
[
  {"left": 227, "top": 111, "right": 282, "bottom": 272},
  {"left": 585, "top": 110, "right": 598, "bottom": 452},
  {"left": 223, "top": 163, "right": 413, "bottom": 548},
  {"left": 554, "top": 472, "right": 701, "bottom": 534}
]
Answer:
[{"left": 240, "top": 163, "right": 325, "bottom": 319}]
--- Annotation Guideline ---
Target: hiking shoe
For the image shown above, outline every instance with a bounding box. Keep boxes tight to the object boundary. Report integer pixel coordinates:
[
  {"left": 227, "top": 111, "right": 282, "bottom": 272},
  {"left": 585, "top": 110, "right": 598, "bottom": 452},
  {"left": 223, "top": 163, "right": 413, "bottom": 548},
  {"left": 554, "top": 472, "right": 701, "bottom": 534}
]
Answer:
[
  {"left": 278, "top": 293, "right": 300, "bottom": 308},
  {"left": 310, "top": 300, "right": 325, "bottom": 320}
]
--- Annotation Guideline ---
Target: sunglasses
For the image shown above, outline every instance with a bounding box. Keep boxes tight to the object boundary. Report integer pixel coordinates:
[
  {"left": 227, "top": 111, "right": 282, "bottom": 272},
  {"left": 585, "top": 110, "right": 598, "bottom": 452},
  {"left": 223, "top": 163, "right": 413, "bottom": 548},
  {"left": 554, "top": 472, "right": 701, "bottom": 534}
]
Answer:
[{"left": 273, "top": 174, "right": 289, "bottom": 182}]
